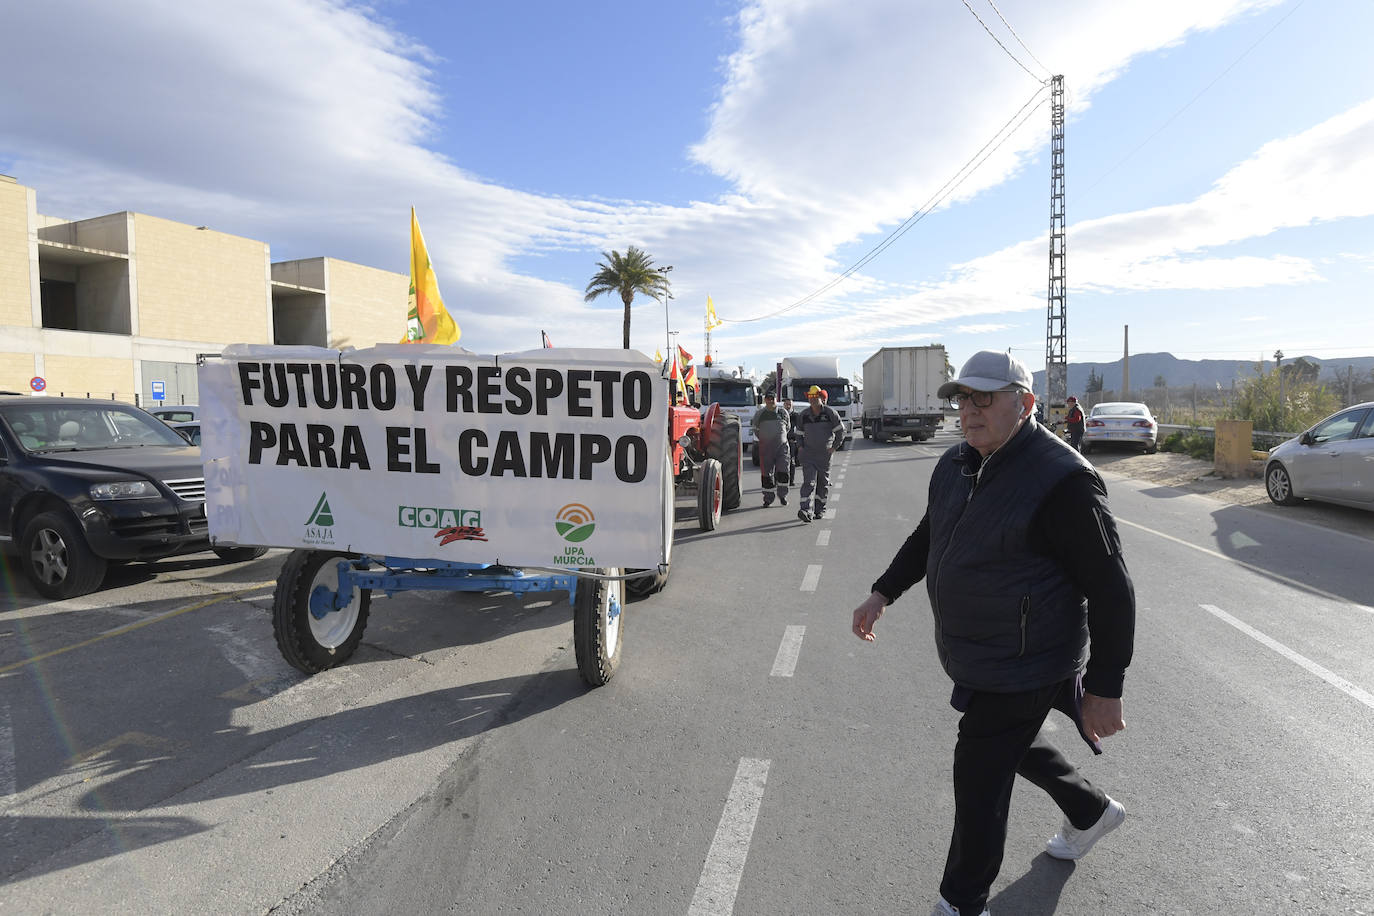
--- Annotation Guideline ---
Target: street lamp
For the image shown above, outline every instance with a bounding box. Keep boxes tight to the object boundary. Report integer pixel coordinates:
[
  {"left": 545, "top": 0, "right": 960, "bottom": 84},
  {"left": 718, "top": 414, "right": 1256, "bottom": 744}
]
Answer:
[{"left": 657, "top": 265, "right": 674, "bottom": 356}]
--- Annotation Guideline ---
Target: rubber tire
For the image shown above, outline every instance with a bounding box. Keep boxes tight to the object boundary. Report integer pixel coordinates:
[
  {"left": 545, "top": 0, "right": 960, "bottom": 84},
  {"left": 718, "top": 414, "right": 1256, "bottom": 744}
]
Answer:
[
  {"left": 272, "top": 550, "right": 371, "bottom": 673},
  {"left": 213, "top": 545, "right": 270, "bottom": 563},
  {"left": 751, "top": 442, "right": 760, "bottom": 466},
  {"left": 627, "top": 453, "right": 674, "bottom": 599},
  {"left": 22, "top": 510, "right": 107, "bottom": 600},
  {"left": 698, "top": 458, "right": 722, "bottom": 531},
  {"left": 574, "top": 569, "right": 624, "bottom": 687},
  {"left": 1265, "top": 462, "right": 1299, "bottom": 506},
  {"left": 861, "top": 423, "right": 868, "bottom": 439},
  {"left": 708, "top": 413, "right": 743, "bottom": 511},
  {"left": 1145, "top": 440, "right": 1158, "bottom": 455},
  {"left": 874, "top": 420, "right": 889, "bottom": 443}
]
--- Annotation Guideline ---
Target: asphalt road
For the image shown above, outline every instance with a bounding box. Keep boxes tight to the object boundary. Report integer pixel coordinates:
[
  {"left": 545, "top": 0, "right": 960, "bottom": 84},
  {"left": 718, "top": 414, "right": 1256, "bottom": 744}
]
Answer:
[{"left": 2, "top": 428, "right": 1372, "bottom": 914}]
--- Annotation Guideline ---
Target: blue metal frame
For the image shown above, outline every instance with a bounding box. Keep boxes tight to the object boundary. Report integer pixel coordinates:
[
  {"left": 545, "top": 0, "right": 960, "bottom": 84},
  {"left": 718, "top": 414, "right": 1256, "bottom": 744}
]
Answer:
[{"left": 309, "top": 556, "right": 578, "bottom": 621}]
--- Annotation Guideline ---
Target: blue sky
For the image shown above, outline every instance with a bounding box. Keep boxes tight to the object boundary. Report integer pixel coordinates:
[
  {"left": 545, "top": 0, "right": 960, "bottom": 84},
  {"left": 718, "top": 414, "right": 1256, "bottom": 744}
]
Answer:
[{"left": 2, "top": 0, "right": 1371, "bottom": 386}]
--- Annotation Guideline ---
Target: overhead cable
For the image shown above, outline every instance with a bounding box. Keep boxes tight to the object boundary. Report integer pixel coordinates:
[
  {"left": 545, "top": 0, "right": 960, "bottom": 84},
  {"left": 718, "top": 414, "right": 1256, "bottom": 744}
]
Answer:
[
  {"left": 959, "top": 0, "right": 1045, "bottom": 83},
  {"left": 984, "top": 0, "right": 1052, "bottom": 78}
]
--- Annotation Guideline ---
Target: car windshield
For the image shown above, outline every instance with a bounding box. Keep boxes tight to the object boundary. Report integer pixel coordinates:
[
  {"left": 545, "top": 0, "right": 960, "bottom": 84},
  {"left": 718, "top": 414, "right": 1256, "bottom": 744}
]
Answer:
[
  {"left": 0, "top": 403, "right": 190, "bottom": 452},
  {"left": 701, "top": 383, "right": 757, "bottom": 407},
  {"left": 1092, "top": 403, "right": 1149, "bottom": 417}
]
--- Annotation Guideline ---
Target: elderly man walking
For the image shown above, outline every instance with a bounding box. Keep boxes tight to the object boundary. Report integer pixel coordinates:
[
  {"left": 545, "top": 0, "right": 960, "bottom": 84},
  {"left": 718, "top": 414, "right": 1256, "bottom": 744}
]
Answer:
[
  {"left": 850, "top": 350, "right": 1136, "bottom": 916},
  {"left": 792, "top": 385, "right": 844, "bottom": 523}
]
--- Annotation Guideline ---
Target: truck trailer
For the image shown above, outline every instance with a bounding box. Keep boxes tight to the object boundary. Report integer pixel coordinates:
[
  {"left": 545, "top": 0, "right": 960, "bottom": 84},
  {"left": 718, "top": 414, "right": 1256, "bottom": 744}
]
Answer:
[{"left": 860, "top": 345, "right": 947, "bottom": 442}]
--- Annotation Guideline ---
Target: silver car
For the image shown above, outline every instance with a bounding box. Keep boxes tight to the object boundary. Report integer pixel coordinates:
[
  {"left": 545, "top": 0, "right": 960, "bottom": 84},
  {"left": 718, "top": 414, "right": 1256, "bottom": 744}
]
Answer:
[
  {"left": 1081, "top": 402, "right": 1158, "bottom": 454},
  {"left": 1264, "top": 402, "right": 1374, "bottom": 511}
]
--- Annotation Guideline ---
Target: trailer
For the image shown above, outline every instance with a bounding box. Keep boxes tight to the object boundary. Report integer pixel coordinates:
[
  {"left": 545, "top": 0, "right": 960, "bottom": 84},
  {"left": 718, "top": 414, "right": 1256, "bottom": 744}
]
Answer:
[{"left": 860, "top": 345, "right": 947, "bottom": 442}]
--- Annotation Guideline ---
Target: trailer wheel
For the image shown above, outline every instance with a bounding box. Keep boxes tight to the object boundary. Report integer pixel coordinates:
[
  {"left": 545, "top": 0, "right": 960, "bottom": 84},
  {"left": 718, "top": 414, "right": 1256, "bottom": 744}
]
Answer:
[
  {"left": 708, "top": 413, "right": 743, "bottom": 511},
  {"left": 574, "top": 569, "right": 624, "bottom": 686},
  {"left": 698, "top": 458, "right": 723, "bottom": 530},
  {"left": 627, "top": 453, "right": 674, "bottom": 599},
  {"left": 272, "top": 550, "right": 371, "bottom": 673},
  {"left": 874, "top": 420, "right": 889, "bottom": 443}
]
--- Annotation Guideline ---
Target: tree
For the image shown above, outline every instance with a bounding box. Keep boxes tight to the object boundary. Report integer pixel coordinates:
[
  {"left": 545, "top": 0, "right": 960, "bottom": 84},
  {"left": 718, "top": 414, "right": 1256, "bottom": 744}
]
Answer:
[
  {"left": 584, "top": 246, "right": 670, "bottom": 350},
  {"left": 1086, "top": 369, "right": 1104, "bottom": 394},
  {"left": 1153, "top": 374, "right": 1167, "bottom": 389},
  {"left": 1230, "top": 362, "right": 1338, "bottom": 433}
]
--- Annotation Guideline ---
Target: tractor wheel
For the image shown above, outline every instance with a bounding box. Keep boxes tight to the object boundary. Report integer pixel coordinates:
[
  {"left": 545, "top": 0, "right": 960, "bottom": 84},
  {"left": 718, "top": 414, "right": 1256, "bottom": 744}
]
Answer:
[
  {"left": 627, "top": 453, "right": 674, "bottom": 599},
  {"left": 698, "top": 458, "right": 723, "bottom": 531},
  {"left": 708, "top": 413, "right": 743, "bottom": 511},
  {"left": 574, "top": 569, "right": 624, "bottom": 686},
  {"left": 272, "top": 550, "right": 371, "bottom": 673}
]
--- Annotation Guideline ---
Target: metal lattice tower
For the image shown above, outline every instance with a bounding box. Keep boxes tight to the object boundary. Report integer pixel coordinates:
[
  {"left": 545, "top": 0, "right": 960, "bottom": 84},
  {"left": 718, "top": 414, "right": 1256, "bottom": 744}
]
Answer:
[{"left": 1045, "top": 74, "right": 1068, "bottom": 410}]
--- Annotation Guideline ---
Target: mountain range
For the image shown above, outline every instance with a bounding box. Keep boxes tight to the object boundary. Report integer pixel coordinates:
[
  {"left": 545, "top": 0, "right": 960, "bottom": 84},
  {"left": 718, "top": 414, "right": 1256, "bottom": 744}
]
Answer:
[{"left": 1030, "top": 352, "right": 1374, "bottom": 395}]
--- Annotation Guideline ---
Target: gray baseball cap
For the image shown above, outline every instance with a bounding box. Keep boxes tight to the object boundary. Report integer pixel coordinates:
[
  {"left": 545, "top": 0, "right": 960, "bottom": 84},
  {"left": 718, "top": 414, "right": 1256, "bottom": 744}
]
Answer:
[{"left": 937, "top": 350, "right": 1033, "bottom": 399}]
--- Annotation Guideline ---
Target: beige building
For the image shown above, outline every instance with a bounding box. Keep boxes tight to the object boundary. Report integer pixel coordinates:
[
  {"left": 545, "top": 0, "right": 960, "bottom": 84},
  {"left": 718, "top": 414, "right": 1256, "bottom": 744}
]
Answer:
[{"left": 0, "top": 175, "right": 407, "bottom": 406}]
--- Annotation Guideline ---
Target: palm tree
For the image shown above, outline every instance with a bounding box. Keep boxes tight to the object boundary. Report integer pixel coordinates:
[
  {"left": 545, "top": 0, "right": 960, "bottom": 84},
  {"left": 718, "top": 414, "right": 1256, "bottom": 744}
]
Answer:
[{"left": 584, "top": 246, "right": 670, "bottom": 350}]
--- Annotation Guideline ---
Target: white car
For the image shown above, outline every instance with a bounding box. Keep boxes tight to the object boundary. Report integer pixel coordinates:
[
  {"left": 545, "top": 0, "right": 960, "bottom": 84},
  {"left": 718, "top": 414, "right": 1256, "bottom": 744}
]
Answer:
[
  {"left": 1264, "top": 402, "right": 1374, "bottom": 511},
  {"left": 1081, "top": 402, "right": 1158, "bottom": 454},
  {"left": 149, "top": 405, "right": 200, "bottom": 424}
]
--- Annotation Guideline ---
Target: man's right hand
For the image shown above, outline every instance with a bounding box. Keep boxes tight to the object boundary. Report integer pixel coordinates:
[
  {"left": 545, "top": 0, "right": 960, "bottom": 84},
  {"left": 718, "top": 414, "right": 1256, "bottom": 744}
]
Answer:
[{"left": 852, "top": 592, "right": 886, "bottom": 642}]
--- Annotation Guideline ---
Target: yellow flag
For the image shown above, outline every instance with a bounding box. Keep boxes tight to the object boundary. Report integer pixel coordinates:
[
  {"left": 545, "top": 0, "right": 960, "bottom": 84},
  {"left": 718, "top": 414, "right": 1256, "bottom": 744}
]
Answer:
[
  {"left": 654, "top": 349, "right": 664, "bottom": 364},
  {"left": 401, "top": 207, "right": 460, "bottom": 345},
  {"left": 705, "top": 295, "right": 723, "bottom": 330}
]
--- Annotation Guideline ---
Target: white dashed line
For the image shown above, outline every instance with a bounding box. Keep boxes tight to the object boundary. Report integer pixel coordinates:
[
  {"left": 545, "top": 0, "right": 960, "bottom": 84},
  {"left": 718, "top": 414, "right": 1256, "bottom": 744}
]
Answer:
[
  {"left": 770, "top": 625, "right": 806, "bottom": 677},
  {"left": 688, "top": 757, "right": 771, "bottom": 916},
  {"left": 816, "top": 530, "right": 830, "bottom": 546},
  {"left": 800, "top": 565, "right": 822, "bottom": 592},
  {"left": 1200, "top": 604, "right": 1374, "bottom": 711}
]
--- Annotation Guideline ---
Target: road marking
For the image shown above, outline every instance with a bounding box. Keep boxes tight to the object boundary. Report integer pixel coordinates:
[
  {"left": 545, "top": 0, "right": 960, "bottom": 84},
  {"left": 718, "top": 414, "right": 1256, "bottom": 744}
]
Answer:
[
  {"left": 1118, "top": 518, "right": 1371, "bottom": 613},
  {"left": 820, "top": 507, "right": 836, "bottom": 520},
  {"left": 816, "top": 530, "right": 830, "bottom": 546},
  {"left": 1200, "top": 605, "right": 1374, "bottom": 710},
  {"left": 770, "top": 626, "right": 805, "bottom": 677},
  {"left": 688, "top": 757, "right": 771, "bottom": 916},
  {"left": 828, "top": 492, "right": 840, "bottom": 503},
  {"left": 0, "top": 703, "right": 13, "bottom": 799},
  {"left": 800, "top": 565, "right": 822, "bottom": 592}
]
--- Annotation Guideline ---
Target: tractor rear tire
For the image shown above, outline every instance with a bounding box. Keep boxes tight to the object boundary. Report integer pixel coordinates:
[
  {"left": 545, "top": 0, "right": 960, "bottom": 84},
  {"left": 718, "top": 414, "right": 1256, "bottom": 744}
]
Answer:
[
  {"left": 574, "top": 569, "right": 624, "bottom": 687},
  {"left": 698, "top": 458, "right": 723, "bottom": 531},
  {"left": 708, "top": 413, "right": 743, "bottom": 511},
  {"left": 272, "top": 550, "right": 371, "bottom": 673}
]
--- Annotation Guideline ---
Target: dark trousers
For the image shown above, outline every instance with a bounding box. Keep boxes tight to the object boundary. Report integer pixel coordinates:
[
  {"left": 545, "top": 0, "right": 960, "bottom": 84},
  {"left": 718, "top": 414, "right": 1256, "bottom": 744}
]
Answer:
[
  {"left": 799, "top": 456, "right": 830, "bottom": 512},
  {"left": 1068, "top": 428, "right": 1084, "bottom": 451},
  {"left": 939, "top": 680, "right": 1108, "bottom": 914}
]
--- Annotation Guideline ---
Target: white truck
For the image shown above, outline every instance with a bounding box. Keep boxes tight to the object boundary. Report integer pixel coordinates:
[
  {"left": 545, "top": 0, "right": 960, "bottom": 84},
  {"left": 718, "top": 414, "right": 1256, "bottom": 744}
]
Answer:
[
  {"left": 860, "top": 345, "right": 947, "bottom": 442},
  {"left": 777, "top": 356, "right": 857, "bottom": 447},
  {"left": 697, "top": 366, "right": 761, "bottom": 462}
]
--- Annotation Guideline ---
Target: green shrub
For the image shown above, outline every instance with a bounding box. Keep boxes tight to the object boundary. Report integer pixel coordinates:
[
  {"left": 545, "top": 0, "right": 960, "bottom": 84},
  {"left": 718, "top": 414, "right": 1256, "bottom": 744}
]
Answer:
[{"left": 1160, "top": 429, "right": 1214, "bottom": 460}]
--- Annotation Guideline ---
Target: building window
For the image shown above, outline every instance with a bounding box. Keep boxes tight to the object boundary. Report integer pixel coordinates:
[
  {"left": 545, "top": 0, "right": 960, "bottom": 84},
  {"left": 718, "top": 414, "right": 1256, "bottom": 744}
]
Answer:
[{"left": 40, "top": 279, "right": 79, "bottom": 330}]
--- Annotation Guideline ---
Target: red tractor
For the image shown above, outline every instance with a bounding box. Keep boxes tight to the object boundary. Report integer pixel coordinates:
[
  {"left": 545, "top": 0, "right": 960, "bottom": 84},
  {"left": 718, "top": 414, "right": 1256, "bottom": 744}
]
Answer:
[{"left": 627, "top": 401, "right": 743, "bottom": 598}]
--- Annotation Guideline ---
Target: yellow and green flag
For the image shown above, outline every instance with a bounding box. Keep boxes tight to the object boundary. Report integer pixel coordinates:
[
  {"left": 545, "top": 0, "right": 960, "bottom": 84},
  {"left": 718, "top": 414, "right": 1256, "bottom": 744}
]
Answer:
[
  {"left": 705, "top": 295, "right": 723, "bottom": 330},
  {"left": 401, "top": 207, "right": 460, "bottom": 345}
]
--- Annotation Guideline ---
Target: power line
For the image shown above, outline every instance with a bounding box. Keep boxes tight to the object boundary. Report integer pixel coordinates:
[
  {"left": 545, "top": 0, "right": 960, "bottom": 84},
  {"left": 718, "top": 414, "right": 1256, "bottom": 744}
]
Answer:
[
  {"left": 730, "top": 84, "right": 1049, "bottom": 323},
  {"left": 984, "top": 0, "right": 1052, "bottom": 78},
  {"left": 959, "top": 0, "right": 1045, "bottom": 83}
]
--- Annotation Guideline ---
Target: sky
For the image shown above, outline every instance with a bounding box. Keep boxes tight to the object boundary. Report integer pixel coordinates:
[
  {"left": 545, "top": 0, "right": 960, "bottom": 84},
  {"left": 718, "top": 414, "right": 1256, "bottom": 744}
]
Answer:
[{"left": 2, "top": 0, "right": 1371, "bottom": 386}]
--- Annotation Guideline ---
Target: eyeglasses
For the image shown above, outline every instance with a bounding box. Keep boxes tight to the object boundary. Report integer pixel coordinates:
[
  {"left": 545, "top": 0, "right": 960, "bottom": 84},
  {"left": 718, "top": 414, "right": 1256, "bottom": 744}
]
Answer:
[{"left": 952, "top": 387, "right": 1021, "bottom": 408}]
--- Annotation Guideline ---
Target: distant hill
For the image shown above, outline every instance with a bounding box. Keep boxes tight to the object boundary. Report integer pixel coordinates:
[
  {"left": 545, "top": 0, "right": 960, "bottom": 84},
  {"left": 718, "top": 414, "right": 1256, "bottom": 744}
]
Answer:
[{"left": 1031, "top": 352, "right": 1374, "bottom": 395}]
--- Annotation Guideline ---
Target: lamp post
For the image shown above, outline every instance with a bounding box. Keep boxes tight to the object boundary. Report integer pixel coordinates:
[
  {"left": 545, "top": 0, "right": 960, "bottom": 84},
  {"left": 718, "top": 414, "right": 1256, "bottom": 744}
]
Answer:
[
  {"left": 1274, "top": 349, "right": 1284, "bottom": 425},
  {"left": 658, "top": 265, "right": 674, "bottom": 355}
]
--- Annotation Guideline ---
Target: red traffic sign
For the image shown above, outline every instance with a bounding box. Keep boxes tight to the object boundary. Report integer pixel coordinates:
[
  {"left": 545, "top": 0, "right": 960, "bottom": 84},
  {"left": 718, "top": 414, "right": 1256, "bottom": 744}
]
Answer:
[{"left": 30, "top": 376, "right": 46, "bottom": 392}]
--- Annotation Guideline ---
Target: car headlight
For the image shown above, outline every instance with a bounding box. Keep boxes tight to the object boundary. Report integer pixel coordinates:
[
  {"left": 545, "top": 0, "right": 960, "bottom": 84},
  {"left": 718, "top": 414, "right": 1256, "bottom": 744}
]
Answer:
[{"left": 89, "top": 480, "right": 159, "bottom": 500}]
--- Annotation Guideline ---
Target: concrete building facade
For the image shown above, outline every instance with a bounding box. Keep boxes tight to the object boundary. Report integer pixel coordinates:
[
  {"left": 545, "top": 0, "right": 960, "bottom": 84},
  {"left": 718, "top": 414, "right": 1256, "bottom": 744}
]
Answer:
[{"left": 0, "top": 175, "right": 407, "bottom": 406}]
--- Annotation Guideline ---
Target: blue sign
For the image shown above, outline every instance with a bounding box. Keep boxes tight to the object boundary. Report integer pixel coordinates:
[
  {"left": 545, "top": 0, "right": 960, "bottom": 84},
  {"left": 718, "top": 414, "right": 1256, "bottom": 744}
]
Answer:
[{"left": 151, "top": 380, "right": 166, "bottom": 402}]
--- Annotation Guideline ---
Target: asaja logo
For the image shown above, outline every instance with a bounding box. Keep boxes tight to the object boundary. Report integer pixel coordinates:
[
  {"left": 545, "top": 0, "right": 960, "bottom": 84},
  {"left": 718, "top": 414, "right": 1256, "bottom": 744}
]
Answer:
[
  {"left": 303, "top": 492, "right": 336, "bottom": 546},
  {"left": 554, "top": 503, "right": 595, "bottom": 543}
]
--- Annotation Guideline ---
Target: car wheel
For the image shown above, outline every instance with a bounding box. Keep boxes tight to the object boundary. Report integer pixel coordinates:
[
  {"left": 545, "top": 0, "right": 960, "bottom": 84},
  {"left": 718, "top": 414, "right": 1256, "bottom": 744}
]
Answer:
[
  {"left": 22, "top": 510, "right": 108, "bottom": 599},
  {"left": 1265, "top": 462, "right": 1300, "bottom": 506},
  {"left": 1145, "top": 440, "right": 1158, "bottom": 455},
  {"left": 213, "top": 545, "right": 270, "bottom": 563}
]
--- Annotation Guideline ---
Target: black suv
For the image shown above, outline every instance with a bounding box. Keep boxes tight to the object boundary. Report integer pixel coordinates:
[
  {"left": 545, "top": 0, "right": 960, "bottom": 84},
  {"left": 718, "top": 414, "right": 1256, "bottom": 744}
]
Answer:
[{"left": 0, "top": 397, "right": 266, "bottom": 598}]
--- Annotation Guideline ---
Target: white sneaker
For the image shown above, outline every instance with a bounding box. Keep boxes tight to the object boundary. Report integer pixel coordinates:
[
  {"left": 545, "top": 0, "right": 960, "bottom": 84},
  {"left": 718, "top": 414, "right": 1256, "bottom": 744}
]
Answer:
[
  {"left": 1046, "top": 797, "right": 1126, "bottom": 860},
  {"left": 931, "top": 897, "right": 989, "bottom": 916}
]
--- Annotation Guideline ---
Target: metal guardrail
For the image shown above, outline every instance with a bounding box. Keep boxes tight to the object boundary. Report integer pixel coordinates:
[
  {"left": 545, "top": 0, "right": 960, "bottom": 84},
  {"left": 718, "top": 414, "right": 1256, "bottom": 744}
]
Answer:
[{"left": 1157, "top": 423, "right": 1298, "bottom": 450}]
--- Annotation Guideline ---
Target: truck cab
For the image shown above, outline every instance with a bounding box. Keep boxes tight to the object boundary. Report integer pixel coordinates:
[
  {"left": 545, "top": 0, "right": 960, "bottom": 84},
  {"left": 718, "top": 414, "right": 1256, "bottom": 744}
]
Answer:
[
  {"left": 778, "top": 357, "right": 857, "bottom": 447},
  {"left": 697, "top": 367, "right": 760, "bottom": 458}
]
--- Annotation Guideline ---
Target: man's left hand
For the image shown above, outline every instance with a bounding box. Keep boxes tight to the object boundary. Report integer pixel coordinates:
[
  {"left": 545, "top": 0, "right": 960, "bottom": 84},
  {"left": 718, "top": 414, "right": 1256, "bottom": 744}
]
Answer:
[{"left": 1081, "top": 693, "right": 1125, "bottom": 742}]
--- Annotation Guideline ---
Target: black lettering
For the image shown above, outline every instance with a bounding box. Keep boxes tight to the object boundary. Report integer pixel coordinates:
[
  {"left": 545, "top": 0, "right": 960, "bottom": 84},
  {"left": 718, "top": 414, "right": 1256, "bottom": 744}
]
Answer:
[
  {"left": 529, "top": 432, "right": 575, "bottom": 478},
  {"left": 340, "top": 426, "right": 370, "bottom": 469},
  {"left": 310, "top": 363, "right": 338, "bottom": 409},
  {"left": 306, "top": 424, "right": 338, "bottom": 468},
  {"left": 491, "top": 430, "right": 527, "bottom": 477},
  {"left": 446, "top": 365, "right": 474, "bottom": 413},
  {"left": 286, "top": 363, "right": 310, "bottom": 407},
  {"left": 534, "top": 369, "right": 562, "bottom": 416},
  {"left": 624, "top": 371, "right": 652, "bottom": 420},
  {"left": 370, "top": 364, "right": 397, "bottom": 410},
  {"left": 578, "top": 434, "right": 611, "bottom": 480},
  {"left": 505, "top": 366, "right": 532, "bottom": 415},
  {"left": 386, "top": 426, "right": 411, "bottom": 472},
  {"left": 340, "top": 364, "right": 368, "bottom": 409},
  {"left": 238, "top": 362, "right": 262, "bottom": 406},
  {"left": 615, "top": 436, "right": 648, "bottom": 482},
  {"left": 276, "top": 424, "right": 306, "bottom": 466},
  {"left": 262, "top": 363, "right": 290, "bottom": 408},
  {"left": 567, "top": 370, "right": 593, "bottom": 417},
  {"left": 248, "top": 420, "right": 275, "bottom": 462},
  {"left": 413, "top": 427, "right": 440, "bottom": 473},
  {"left": 458, "top": 428, "right": 487, "bottom": 474},
  {"left": 593, "top": 371, "right": 619, "bottom": 417},
  {"left": 477, "top": 366, "right": 503, "bottom": 414},
  {"left": 404, "top": 364, "right": 432, "bottom": 411}
]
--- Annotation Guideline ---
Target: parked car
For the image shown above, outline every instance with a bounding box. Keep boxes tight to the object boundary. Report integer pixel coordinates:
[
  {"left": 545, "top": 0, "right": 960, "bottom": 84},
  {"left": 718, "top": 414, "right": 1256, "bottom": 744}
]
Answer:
[
  {"left": 149, "top": 405, "right": 200, "bottom": 424},
  {"left": 0, "top": 397, "right": 266, "bottom": 598},
  {"left": 169, "top": 421, "right": 201, "bottom": 446},
  {"left": 1081, "top": 402, "right": 1158, "bottom": 454},
  {"left": 1264, "top": 402, "right": 1374, "bottom": 511}
]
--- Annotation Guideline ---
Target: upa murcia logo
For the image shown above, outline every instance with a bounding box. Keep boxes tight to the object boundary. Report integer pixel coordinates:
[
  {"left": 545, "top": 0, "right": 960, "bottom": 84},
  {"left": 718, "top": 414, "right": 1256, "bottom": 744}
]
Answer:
[
  {"left": 553, "top": 503, "right": 597, "bottom": 566},
  {"left": 303, "top": 492, "right": 336, "bottom": 546}
]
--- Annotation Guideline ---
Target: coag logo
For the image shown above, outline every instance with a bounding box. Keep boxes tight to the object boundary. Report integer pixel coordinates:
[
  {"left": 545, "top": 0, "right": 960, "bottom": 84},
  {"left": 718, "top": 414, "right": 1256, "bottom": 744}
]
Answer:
[
  {"left": 554, "top": 503, "right": 595, "bottom": 543},
  {"left": 303, "top": 492, "right": 336, "bottom": 546},
  {"left": 397, "top": 506, "right": 481, "bottom": 529}
]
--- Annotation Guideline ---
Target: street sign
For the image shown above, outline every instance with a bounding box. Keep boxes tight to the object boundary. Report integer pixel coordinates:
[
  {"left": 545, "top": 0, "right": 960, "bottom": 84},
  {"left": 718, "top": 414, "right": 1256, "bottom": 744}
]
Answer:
[
  {"left": 151, "top": 380, "right": 166, "bottom": 401},
  {"left": 30, "top": 376, "right": 45, "bottom": 392}
]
